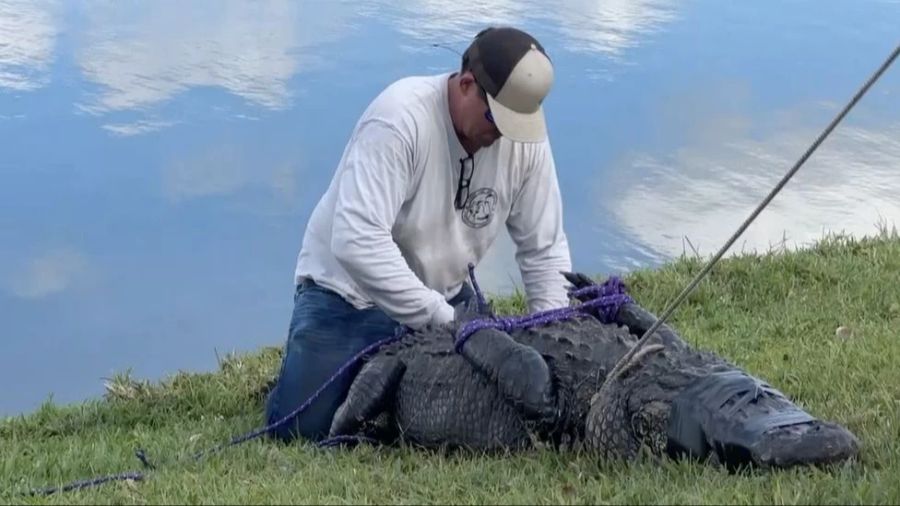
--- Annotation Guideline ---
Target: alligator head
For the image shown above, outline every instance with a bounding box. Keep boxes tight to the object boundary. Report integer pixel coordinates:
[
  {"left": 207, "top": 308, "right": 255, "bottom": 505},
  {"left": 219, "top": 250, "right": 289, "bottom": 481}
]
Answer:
[{"left": 562, "top": 271, "right": 862, "bottom": 471}]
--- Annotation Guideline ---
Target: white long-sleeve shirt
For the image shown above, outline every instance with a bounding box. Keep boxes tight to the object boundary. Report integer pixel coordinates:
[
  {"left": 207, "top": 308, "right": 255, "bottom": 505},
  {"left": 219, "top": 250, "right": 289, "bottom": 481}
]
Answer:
[{"left": 295, "top": 72, "right": 572, "bottom": 329}]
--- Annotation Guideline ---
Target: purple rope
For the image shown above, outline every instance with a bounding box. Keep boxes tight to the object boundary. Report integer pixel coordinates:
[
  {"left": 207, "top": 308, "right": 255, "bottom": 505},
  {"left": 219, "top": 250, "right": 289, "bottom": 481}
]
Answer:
[
  {"left": 23, "top": 270, "right": 628, "bottom": 497},
  {"left": 27, "top": 472, "right": 145, "bottom": 497},
  {"left": 467, "top": 262, "right": 489, "bottom": 314},
  {"left": 316, "top": 434, "right": 380, "bottom": 448},
  {"left": 454, "top": 276, "right": 633, "bottom": 352},
  {"left": 23, "top": 325, "right": 411, "bottom": 497},
  {"left": 193, "top": 326, "right": 410, "bottom": 460},
  {"left": 135, "top": 449, "right": 155, "bottom": 469},
  {"left": 568, "top": 275, "right": 632, "bottom": 323},
  {"left": 569, "top": 275, "right": 629, "bottom": 300}
]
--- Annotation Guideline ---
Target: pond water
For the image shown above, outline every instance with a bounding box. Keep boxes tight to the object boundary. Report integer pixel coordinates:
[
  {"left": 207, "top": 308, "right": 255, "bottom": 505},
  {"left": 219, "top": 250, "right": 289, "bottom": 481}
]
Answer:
[{"left": 1, "top": 0, "right": 898, "bottom": 417}]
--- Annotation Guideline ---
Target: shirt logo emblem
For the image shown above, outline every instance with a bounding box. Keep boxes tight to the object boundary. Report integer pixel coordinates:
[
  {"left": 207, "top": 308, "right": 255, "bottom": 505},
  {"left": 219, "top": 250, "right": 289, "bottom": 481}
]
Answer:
[{"left": 462, "top": 188, "right": 498, "bottom": 228}]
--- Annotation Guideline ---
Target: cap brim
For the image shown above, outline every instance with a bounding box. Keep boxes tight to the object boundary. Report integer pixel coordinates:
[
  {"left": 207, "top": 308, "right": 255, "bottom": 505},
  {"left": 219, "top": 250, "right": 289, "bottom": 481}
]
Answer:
[{"left": 486, "top": 93, "right": 547, "bottom": 143}]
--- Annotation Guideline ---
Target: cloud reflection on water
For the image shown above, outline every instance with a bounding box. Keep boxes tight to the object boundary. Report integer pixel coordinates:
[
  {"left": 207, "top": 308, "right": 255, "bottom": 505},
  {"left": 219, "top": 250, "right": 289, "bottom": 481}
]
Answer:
[
  {"left": 54, "top": 0, "right": 681, "bottom": 135},
  {"left": 0, "top": 0, "right": 58, "bottom": 91},
  {"left": 387, "top": 0, "right": 678, "bottom": 64},
  {"left": 611, "top": 112, "right": 900, "bottom": 262},
  {"left": 74, "top": 0, "right": 356, "bottom": 130},
  {"left": 8, "top": 247, "right": 92, "bottom": 299},
  {"left": 546, "top": 0, "right": 677, "bottom": 57}
]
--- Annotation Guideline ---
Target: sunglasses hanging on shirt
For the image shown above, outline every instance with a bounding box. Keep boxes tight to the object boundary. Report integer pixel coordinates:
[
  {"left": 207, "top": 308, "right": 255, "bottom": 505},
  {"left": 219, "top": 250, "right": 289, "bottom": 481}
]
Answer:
[{"left": 455, "top": 156, "right": 474, "bottom": 209}]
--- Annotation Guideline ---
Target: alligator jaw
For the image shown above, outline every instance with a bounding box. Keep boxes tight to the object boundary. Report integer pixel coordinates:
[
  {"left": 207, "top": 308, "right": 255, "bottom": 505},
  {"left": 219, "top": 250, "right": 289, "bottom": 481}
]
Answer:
[
  {"left": 666, "top": 370, "right": 862, "bottom": 471},
  {"left": 747, "top": 420, "right": 861, "bottom": 470}
]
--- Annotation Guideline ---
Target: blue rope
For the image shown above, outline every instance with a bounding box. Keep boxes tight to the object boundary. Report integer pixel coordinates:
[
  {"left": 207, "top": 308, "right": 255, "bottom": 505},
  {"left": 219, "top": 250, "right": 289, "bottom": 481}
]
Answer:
[{"left": 22, "top": 269, "right": 628, "bottom": 497}]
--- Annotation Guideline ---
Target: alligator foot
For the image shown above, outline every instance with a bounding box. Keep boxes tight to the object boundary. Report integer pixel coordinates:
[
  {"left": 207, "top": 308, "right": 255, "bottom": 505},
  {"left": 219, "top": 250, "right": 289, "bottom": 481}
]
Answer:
[
  {"left": 458, "top": 327, "right": 558, "bottom": 427},
  {"left": 586, "top": 344, "right": 666, "bottom": 461},
  {"left": 329, "top": 355, "right": 405, "bottom": 438},
  {"left": 586, "top": 381, "right": 639, "bottom": 462},
  {"left": 666, "top": 370, "right": 861, "bottom": 471},
  {"left": 561, "top": 271, "right": 686, "bottom": 351}
]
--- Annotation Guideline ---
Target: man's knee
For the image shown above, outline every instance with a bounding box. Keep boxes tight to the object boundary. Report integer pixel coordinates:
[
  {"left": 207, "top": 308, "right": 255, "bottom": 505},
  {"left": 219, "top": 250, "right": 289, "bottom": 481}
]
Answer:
[
  {"left": 264, "top": 394, "right": 300, "bottom": 442},
  {"left": 262, "top": 280, "right": 400, "bottom": 444},
  {"left": 263, "top": 397, "right": 323, "bottom": 443},
  {"left": 264, "top": 376, "right": 349, "bottom": 443},
  {"left": 262, "top": 343, "right": 341, "bottom": 443}
]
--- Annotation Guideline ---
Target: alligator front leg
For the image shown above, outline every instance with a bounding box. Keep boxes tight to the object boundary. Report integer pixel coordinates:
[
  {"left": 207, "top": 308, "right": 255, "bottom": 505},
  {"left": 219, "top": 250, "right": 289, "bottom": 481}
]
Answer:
[
  {"left": 586, "top": 380, "right": 639, "bottom": 461},
  {"left": 457, "top": 328, "right": 559, "bottom": 427},
  {"left": 329, "top": 355, "right": 405, "bottom": 439},
  {"left": 585, "top": 344, "right": 666, "bottom": 461}
]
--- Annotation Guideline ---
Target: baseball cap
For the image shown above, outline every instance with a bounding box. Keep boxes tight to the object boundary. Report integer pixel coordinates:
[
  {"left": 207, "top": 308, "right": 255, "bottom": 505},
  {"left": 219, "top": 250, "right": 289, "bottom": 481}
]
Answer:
[{"left": 462, "top": 27, "right": 554, "bottom": 143}]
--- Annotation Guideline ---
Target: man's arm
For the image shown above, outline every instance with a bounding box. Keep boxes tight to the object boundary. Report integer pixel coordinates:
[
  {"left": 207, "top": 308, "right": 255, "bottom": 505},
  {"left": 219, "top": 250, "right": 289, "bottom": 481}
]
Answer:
[
  {"left": 506, "top": 141, "right": 573, "bottom": 312},
  {"left": 331, "top": 119, "right": 456, "bottom": 329}
]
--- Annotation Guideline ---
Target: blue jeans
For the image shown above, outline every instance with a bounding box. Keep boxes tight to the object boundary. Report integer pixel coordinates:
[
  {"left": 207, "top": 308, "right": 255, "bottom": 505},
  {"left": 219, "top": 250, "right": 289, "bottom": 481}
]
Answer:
[{"left": 265, "top": 278, "right": 476, "bottom": 442}]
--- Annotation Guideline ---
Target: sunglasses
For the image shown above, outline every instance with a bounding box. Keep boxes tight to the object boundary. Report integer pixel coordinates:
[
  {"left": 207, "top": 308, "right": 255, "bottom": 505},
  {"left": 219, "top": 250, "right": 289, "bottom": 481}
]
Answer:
[
  {"left": 476, "top": 82, "right": 495, "bottom": 125},
  {"left": 455, "top": 156, "right": 474, "bottom": 209}
]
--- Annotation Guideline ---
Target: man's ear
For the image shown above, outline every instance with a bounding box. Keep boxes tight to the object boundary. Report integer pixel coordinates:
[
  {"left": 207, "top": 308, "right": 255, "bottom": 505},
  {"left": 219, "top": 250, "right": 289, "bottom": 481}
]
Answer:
[{"left": 457, "top": 71, "right": 478, "bottom": 95}]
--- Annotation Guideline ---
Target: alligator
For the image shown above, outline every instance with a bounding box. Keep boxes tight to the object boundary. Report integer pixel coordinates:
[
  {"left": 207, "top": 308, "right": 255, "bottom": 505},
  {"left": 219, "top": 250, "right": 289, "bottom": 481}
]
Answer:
[{"left": 327, "top": 272, "right": 860, "bottom": 470}]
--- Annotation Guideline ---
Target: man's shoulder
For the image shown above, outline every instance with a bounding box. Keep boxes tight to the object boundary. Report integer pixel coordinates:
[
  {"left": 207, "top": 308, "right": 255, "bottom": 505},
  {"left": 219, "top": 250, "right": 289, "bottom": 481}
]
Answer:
[
  {"left": 497, "top": 135, "right": 554, "bottom": 165},
  {"left": 380, "top": 72, "right": 449, "bottom": 99},
  {"left": 363, "top": 73, "right": 448, "bottom": 120},
  {"left": 355, "top": 73, "right": 450, "bottom": 148}
]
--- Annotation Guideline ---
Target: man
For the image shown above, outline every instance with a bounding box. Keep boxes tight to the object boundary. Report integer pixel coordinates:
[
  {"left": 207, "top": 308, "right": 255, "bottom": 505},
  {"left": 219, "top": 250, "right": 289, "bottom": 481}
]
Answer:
[{"left": 265, "top": 26, "right": 573, "bottom": 442}]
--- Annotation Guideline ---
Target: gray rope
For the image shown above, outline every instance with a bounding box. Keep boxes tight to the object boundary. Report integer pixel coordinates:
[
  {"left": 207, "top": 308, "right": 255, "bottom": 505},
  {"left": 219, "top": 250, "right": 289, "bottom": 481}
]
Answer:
[{"left": 599, "top": 41, "right": 900, "bottom": 392}]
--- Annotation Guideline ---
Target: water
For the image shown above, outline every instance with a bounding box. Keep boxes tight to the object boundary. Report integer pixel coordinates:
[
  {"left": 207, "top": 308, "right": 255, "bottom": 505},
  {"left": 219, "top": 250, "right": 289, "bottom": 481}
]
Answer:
[{"left": 1, "top": 0, "right": 898, "bottom": 417}]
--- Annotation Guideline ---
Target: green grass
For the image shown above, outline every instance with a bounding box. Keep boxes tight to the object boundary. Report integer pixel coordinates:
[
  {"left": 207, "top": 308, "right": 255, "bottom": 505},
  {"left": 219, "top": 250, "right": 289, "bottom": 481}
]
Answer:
[{"left": 3, "top": 230, "right": 900, "bottom": 504}]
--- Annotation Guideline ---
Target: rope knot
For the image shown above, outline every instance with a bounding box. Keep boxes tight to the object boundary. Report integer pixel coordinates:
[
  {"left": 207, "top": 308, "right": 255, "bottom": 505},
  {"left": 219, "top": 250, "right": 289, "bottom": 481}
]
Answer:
[
  {"left": 566, "top": 275, "right": 634, "bottom": 324},
  {"left": 454, "top": 316, "right": 514, "bottom": 352},
  {"left": 568, "top": 275, "right": 629, "bottom": 299}
]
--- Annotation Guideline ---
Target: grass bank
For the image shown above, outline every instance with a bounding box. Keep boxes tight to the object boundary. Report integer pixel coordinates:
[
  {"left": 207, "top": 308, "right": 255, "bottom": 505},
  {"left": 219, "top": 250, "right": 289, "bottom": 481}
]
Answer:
[{"left": 3, "top": 231, "right": 899, "bottom": 505}]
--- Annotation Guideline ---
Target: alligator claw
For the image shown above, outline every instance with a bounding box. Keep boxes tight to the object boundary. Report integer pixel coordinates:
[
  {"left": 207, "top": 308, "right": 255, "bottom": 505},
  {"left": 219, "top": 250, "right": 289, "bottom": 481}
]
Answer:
[{"left": 561, "top": 271, "right": 598, "bottom": 292}]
